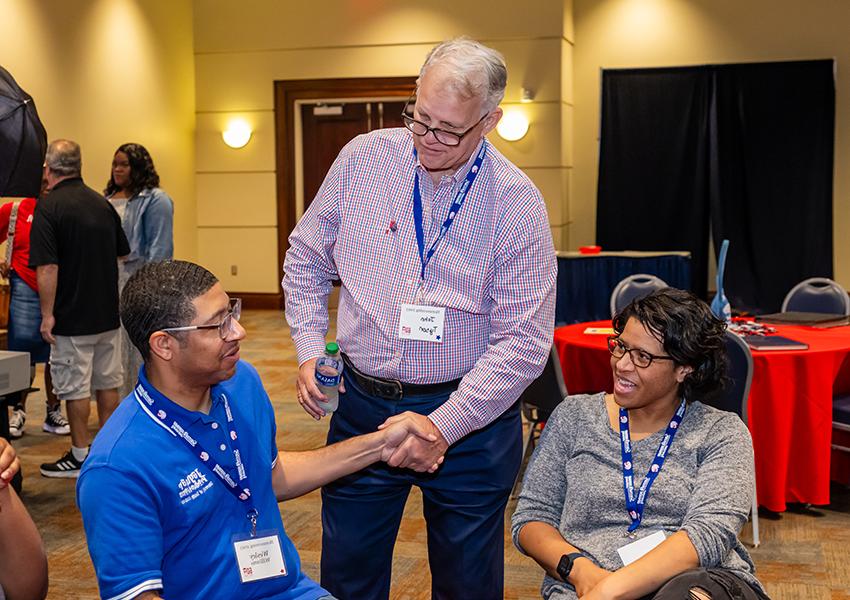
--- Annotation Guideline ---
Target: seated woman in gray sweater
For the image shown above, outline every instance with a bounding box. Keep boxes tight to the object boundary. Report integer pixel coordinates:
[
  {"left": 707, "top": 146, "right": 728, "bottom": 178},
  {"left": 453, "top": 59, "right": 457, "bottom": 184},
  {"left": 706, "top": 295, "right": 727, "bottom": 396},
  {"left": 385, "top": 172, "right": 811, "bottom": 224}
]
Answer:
[{"left": 512, "top": 288, "right": 768, "bottom": 600}]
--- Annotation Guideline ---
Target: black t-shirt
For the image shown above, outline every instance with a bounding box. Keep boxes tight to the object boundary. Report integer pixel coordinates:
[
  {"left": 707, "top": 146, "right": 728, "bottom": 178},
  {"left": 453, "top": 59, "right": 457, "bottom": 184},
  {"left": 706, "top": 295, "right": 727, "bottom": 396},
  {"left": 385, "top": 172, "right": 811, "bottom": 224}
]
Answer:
[{"left": 29, "top": 177, "right": 130, "bottom": 336}]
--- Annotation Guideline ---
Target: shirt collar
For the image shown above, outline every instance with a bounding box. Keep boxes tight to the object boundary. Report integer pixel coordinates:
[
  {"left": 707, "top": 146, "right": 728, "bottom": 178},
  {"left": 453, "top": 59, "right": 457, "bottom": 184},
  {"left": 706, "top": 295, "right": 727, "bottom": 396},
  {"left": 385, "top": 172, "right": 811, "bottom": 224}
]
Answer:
[
  {"left": 51, "top": 177, "right": 83, "bottom": 191},
  {"left": 136, "top": 365, "right": 220, "bottom": 424},
  {"left": 412, "top": 136, "right": 487, "bottom": 185}
]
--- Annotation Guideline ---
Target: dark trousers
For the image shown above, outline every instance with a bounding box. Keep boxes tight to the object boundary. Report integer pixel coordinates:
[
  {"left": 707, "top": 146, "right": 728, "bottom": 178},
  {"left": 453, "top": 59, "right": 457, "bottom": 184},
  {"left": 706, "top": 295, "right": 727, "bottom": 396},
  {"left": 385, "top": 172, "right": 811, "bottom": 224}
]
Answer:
[
  {"left": 647, "top": 569, "right": 770, "bottom": 600},
  {"left": 320, "top": 374, "right": 522, "bottom": 600}
]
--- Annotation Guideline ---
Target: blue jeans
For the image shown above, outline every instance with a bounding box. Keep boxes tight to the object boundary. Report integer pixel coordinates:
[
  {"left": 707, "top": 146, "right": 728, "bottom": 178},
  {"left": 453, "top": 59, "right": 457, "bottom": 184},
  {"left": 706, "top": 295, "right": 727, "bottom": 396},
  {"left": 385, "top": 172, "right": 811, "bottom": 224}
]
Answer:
[
  {"left": 320, "top": 374, "right": 522, "bottom": 600},
  {"left": 8, "top": 271, "right": 49, "bottom": 363}
]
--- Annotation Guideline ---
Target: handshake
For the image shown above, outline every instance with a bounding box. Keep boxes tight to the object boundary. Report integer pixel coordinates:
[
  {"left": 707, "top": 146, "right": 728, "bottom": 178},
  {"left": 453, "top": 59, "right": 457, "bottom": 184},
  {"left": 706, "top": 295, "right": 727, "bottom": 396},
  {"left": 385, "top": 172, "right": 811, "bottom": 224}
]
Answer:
[
  {"left": 297, "top": 359, "right": 449, "bottom": 474},
  {"left": 377, "top": 411, "right": 449, "bottom": 474}
]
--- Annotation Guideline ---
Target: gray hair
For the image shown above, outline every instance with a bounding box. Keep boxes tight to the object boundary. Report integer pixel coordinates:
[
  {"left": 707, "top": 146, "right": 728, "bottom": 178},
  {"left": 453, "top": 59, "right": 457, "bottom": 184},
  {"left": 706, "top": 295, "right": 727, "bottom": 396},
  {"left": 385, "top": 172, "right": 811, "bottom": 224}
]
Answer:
[
  {"left": 418, "top": 37, "right": 507, "bottom": 113},
  {"left": 45, "top": 139, "right": 82, "bottom": 177}
]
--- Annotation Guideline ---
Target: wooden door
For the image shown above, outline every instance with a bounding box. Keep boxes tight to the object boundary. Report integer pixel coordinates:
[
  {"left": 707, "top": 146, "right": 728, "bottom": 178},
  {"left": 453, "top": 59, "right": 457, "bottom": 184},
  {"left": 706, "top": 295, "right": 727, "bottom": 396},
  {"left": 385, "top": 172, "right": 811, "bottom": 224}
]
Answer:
[
  {"left": 273, "top": 78, "right": 417, "bottom": 309},
  {"left": 300, "top": 100, "right": 407, "bottom": 211}
]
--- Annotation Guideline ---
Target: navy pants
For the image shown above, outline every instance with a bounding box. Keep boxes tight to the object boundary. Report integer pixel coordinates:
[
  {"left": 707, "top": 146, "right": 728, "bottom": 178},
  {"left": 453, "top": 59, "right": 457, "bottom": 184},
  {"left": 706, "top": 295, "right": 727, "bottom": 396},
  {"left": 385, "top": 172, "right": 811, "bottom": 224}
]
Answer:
[{"left": 320, "top": 374, "right": 522, "bottom": 600}]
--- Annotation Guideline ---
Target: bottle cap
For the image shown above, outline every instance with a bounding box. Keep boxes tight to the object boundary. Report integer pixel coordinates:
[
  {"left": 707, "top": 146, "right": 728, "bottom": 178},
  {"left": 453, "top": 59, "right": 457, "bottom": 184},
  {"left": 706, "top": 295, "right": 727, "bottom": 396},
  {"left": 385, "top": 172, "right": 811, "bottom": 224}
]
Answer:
[{"left": 325, "top": 342, "right": 339, "bottom": 354}]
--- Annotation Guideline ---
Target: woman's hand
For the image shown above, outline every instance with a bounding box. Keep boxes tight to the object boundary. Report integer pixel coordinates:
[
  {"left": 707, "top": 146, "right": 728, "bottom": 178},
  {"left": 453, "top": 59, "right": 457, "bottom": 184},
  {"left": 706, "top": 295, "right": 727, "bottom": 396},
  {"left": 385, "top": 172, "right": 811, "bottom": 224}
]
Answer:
[{"left": 573, "top": 560, "right": 613, "bottom": 597}]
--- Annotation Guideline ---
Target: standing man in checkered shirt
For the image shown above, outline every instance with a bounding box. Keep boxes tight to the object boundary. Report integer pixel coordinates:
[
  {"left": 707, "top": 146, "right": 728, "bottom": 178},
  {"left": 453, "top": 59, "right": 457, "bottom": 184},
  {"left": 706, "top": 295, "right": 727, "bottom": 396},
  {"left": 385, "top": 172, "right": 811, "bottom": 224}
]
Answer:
[{"left": 283, "top": 37, "right": 557, "bottom": 599}]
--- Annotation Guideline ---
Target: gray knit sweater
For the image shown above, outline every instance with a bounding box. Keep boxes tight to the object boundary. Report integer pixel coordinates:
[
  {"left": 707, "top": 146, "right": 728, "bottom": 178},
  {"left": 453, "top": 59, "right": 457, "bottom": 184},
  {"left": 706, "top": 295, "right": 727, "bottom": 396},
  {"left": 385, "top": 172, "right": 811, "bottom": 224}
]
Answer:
[{"left": 512, "top": 393, "right": 765, "bottom": 599}]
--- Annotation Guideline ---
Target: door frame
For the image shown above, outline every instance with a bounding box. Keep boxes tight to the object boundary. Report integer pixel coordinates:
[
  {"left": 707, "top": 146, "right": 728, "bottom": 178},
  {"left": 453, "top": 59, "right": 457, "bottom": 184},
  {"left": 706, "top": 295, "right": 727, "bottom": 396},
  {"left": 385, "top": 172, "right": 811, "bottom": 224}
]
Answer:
[{"left": 273, "top": 77, "right": 417, "bottom": 308}]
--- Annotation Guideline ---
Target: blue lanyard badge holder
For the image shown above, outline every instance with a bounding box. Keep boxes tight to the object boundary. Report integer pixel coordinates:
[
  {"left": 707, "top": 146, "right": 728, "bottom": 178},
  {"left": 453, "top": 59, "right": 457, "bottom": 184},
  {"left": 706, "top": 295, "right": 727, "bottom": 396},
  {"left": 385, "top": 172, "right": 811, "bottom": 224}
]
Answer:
[
  {"left": 399, "top": 142, "right": 487, "bottom": 343},
  {"left": 618, "top": 399, "right": 686, "bottom": 538}
]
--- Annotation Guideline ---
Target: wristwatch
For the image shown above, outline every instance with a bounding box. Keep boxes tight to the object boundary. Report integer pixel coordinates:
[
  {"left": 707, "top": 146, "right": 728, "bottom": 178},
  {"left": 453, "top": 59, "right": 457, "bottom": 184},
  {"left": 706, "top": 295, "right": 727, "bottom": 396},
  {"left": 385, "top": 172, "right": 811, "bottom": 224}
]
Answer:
[{"left": 556, "top": 552, "right": 587, "bottom": 582}]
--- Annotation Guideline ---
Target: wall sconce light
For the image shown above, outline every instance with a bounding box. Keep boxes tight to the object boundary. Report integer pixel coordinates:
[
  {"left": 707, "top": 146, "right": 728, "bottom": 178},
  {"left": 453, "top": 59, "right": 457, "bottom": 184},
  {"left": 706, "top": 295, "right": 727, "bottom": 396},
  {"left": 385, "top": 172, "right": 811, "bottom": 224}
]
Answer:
[
  {"left": 520, "top": 87, "right": 535, "bottom": 103},
  {"left": 222, "top": 118, "right": 252, "bottom": 149},
  {"left": 496, "top": 109, "right": 530, "bottom": 142}
]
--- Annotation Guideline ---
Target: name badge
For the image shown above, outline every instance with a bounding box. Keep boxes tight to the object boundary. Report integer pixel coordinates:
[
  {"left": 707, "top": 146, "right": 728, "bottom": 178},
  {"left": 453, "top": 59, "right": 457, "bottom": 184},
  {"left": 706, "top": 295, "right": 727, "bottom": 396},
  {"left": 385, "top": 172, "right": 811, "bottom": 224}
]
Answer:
[
  {"left": 233, "top": 531, "right": 287, "bottom": 583},
  {"left": 616, "top": 530, "right": 666, "bottom": 566},
  {"left": 398, "top": 304, "right": 446, "bottom": 343}
]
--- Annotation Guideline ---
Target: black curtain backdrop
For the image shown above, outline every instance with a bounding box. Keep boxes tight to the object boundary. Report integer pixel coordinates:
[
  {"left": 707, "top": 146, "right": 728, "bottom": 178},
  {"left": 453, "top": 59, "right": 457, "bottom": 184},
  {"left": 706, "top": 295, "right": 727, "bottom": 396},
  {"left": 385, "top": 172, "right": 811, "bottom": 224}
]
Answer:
[
  {"left": 597, "top": 67, "right": 712, "bottom": 298},
  {"left": 710, "top": 61, "right": 835, "bottom": 313},
  {"left": 596, "top": 60, "right": 834, "bottom": 313}
]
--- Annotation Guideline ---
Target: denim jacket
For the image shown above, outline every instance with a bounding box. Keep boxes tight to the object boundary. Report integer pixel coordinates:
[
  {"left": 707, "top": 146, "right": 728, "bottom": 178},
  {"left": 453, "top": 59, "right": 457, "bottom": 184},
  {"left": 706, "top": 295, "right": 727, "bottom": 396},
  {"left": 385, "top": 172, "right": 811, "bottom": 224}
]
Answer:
[{"left": 111, "top": 187, "right": 174, "bottom": 275}]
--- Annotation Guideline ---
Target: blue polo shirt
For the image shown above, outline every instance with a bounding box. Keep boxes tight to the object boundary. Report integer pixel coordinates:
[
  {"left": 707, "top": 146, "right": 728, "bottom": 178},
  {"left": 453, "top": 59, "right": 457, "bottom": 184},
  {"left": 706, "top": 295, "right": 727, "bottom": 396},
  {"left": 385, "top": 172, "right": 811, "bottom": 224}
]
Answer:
[{"left": 77, "top": 361, "right": 327, "bottom": 600}]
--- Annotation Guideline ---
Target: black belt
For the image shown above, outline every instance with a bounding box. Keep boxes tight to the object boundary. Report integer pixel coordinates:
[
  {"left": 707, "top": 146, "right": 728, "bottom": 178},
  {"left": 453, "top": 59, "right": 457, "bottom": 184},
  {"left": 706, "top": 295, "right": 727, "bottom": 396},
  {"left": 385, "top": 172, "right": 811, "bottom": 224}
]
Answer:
[{"left": 341, "top": 354, "right": 461, "bottom": 401}]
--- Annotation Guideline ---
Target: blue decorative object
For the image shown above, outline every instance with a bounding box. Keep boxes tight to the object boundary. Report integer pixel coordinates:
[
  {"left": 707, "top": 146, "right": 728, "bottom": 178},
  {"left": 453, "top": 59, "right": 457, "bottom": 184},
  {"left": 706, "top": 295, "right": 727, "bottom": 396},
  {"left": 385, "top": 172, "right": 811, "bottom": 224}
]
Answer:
[{"left": 711, "top": 239, "right": 732, "bottom": 322}]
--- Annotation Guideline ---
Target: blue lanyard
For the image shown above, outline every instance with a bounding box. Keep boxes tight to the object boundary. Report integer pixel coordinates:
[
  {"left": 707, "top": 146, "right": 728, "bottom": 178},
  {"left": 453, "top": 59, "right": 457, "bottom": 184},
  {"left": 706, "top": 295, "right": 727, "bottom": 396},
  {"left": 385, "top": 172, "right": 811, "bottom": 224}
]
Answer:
[
  {"left": 619, "top": 398, "right": 686, "bottom": 535},
  {"left": 134, "top": 375, "right": 260, "bottom": 535},
  {"left": 412, "top": 141, "right": 487, "bottom": 281}
]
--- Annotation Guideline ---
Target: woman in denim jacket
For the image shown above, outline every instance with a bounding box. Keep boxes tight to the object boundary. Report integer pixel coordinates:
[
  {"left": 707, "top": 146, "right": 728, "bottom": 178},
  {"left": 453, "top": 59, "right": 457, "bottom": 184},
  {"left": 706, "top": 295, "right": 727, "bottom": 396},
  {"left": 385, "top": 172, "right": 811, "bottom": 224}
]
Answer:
[{"left": 105, "top": 143, "right": 174, "bottom": 397}]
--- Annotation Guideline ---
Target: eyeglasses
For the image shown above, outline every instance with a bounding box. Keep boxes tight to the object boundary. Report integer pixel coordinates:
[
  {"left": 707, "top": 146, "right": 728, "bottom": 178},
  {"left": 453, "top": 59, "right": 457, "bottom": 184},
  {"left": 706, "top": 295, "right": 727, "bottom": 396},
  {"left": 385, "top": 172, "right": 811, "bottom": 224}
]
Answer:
[
  {"left": 607, "top": 336, "right": 673, "bottom": 369},
  {"left": 400, "top": 93, "right": 489, "bottom": 147},
  {"left": 162, "top": 298, "right": 242, "bottom": 340}
]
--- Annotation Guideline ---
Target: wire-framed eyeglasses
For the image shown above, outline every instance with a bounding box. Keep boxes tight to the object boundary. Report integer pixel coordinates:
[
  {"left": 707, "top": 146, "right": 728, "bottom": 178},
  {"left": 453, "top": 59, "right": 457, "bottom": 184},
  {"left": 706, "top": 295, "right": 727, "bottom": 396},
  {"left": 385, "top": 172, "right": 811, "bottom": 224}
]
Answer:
[
  {"left": 400, "top": 93, "right": 489, "bottom": 147},
  {"left": 607, "top": 336, "right": 673, "bottom": 369},
  {"left": 162, "top": 298, "right": 242, "bottom": 341}
]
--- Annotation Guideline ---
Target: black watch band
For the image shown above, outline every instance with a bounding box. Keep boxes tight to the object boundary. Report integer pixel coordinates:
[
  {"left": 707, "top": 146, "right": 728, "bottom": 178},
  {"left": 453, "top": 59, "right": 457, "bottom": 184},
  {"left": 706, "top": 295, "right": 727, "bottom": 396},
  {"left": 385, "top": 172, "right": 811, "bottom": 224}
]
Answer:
[{"left": 556, "top": 551, "right": 586, "bottom": 582}]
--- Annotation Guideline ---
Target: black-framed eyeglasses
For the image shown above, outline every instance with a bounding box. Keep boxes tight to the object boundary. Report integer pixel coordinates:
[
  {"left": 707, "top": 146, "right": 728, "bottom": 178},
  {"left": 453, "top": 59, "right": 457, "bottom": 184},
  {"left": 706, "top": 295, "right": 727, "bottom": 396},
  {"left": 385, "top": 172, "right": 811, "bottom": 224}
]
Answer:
[
  {"left": 162, "top": 298, "right": 242, "bottom": 341},
  {"left": 400, "top": 93, "right": 489, "bottom": 147},
  {"left": 607, "top": 336, "right": 673, "bottom": 369}
]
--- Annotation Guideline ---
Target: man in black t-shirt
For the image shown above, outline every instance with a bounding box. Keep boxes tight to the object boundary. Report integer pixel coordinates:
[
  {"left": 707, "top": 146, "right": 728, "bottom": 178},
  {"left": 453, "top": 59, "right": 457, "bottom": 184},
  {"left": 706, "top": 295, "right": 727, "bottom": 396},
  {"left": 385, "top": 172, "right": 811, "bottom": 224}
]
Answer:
[{"left": 29, "top": 139, "right": 131, "bottom": 478}]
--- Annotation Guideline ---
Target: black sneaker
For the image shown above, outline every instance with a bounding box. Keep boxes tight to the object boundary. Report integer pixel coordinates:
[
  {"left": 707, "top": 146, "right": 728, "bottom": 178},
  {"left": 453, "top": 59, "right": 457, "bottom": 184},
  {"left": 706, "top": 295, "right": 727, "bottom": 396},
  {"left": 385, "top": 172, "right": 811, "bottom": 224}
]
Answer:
[
  {"left": 43, "top": 404, "right": 71, "bottom": 435},
  {"left": 40, "top": 450, "right": 84, "bottom": 478}
]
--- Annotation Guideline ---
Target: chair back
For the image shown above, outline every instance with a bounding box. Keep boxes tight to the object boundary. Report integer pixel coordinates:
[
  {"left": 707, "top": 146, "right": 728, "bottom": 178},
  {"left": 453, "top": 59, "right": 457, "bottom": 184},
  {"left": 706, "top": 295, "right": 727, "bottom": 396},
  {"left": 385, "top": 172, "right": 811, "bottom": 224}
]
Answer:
[
  {"left": 610, "top": 274, "right": 668, "bottom": 317},
  {"left": 781, "top": 277, "right": 850, "bottom": 316},
  {"left": 702, "top": 331, "right": 753, "bottom": 422},
  {"left": 520, "top": 346, "right": 567, "bottom": 423}
]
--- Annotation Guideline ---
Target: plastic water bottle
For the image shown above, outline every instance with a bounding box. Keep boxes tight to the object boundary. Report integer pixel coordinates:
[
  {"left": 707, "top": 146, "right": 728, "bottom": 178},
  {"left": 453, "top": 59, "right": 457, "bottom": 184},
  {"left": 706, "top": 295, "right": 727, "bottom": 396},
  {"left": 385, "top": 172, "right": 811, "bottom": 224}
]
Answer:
[{"left": 314, "top": 342, "right": 343, "bottom": 413}]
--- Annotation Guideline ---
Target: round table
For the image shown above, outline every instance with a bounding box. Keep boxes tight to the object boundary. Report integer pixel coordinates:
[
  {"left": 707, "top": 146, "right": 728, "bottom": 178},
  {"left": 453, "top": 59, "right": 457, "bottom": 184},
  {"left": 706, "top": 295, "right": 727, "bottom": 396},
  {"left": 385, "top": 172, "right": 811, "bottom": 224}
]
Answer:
[{"left": 554, "top": 320, "right": 850, "bottom": 512}]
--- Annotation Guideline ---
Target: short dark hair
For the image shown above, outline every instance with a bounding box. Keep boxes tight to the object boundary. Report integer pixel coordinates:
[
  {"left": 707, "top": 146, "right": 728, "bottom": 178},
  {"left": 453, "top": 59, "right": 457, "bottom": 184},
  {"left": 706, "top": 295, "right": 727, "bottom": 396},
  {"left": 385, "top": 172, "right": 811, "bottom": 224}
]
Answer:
[
  {"left": 612, "top": 288, "right": 728, "bottom": 402},
  {"left": 104, "top": 143, "right": 161, "bottom": 197},
  {"left": 120, "top": 260, "right": 218, "bottom": 361}
]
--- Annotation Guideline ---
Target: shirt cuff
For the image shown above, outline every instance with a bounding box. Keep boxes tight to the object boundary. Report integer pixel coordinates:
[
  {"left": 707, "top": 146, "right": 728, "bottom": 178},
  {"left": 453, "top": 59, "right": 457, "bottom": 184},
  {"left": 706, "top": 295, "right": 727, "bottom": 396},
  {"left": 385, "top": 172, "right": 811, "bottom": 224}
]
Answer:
[
  {"left": 428, "top": 397, "right": 473, "bottom": 446},
  {"left": 292, "top": 332, "right": 328, "bottom": 366}
]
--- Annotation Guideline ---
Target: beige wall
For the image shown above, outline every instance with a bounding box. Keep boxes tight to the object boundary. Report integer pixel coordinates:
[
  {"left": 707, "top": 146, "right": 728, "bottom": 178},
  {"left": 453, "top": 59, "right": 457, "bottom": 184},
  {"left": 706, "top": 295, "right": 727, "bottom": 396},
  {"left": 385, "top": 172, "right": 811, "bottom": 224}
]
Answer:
[
  {"left": 193, "top": 0, "right": 574, "bottom": 293},
  {"left": 573, "top": 0, "right": 850, "bottom": 288},
  {"left": 0, "top": 0, "right": 196, "bottom": 260}
]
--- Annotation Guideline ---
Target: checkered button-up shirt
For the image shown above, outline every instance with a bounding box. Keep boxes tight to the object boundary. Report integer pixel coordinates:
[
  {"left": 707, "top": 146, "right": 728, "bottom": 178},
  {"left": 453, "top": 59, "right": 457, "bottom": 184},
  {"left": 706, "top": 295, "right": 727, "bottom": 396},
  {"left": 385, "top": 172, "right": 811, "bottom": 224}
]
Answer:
[{"left": 283, "top": 128, "right": 556, "bottom": 444}]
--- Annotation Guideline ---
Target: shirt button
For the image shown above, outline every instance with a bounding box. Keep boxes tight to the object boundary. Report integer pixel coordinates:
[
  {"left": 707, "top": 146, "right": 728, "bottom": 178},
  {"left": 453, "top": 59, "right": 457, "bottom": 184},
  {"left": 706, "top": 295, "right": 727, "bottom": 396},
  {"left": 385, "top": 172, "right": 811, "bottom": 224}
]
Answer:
[
  {"left": 395, "top": 351, "right": 402, "bottom": 358},
  {"left": 219, "top": 444, "right": 226, "bottom": 451},
  {"left": 211, "top": 422, "right": 219, "bottom": 429}
]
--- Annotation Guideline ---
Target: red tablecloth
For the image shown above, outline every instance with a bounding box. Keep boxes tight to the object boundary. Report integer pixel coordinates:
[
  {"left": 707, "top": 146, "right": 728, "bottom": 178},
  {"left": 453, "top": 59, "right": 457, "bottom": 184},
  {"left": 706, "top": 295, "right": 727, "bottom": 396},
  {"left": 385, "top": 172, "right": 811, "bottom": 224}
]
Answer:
[{"left": 554, "top": 321, "right": 850, "bottom": 512}]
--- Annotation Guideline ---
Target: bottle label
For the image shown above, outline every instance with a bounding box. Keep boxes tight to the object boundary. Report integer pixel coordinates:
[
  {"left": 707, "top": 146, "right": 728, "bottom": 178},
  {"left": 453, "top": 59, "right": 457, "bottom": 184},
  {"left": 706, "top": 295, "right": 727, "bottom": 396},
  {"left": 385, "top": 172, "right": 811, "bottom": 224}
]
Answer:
[{"left": 315, "top": 370, "right": 340, "bottom": 387}]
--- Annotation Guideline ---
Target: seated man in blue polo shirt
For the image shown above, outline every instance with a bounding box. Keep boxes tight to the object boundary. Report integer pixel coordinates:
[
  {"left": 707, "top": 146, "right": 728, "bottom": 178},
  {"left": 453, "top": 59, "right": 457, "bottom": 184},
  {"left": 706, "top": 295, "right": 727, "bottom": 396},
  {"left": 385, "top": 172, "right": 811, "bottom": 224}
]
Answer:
[{"left": 76, "top": 260, "right": 441, "bottom": 600}]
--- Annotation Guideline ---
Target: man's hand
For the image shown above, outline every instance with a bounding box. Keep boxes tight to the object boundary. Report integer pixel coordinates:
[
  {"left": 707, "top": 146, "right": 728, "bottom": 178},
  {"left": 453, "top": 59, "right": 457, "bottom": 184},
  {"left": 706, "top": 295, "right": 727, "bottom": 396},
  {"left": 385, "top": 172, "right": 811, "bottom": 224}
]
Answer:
[
  {"left": 0, "top": 262, "right": 9, "bottom": 278},
  {"left": 296, "top": 358, "right": 345, "bottom": 420},
  {"left": 0, "top": 438, "right": 20, "bottom": 488},
  {"left": 379, "top": 412, "right": 449, "bottom": 473},
  {"left": 379, "top": 411, "right": 444, "bottom": 473},
  {"left": 40, "top": 313, "right": 56, "bottom": 344}
]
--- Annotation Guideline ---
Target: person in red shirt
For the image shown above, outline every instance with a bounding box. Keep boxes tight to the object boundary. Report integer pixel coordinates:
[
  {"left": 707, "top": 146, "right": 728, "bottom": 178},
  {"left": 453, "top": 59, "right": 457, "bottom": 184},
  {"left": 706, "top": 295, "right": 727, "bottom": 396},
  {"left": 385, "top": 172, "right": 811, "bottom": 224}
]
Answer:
[{"left": 0, "top": 180, "right": 69, "bottom": 438}]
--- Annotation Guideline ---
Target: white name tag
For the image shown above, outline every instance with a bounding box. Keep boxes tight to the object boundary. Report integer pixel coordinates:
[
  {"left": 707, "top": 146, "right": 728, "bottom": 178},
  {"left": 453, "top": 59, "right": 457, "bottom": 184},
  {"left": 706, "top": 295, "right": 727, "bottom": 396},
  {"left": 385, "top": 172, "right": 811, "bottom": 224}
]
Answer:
[
  {"left": 398, "top": 304, "right": 446, "bottom": 343},
  {"left": 233, "top": 532, "right": 287, "bottom": 583},
  {"left": 617, "top": 530, "right": 667, "bottom": 566}
]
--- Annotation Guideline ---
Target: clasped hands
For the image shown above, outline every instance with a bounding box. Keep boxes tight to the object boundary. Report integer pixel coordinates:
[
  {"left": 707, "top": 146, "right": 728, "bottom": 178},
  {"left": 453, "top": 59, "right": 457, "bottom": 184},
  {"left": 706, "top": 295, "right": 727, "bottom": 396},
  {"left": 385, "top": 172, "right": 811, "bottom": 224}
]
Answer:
[
  {"left": 297, "top": 360, "right": 448, "bottom": 473},
  {"left": 378, "top": 411, "right": 448, "bottom": 474}
]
